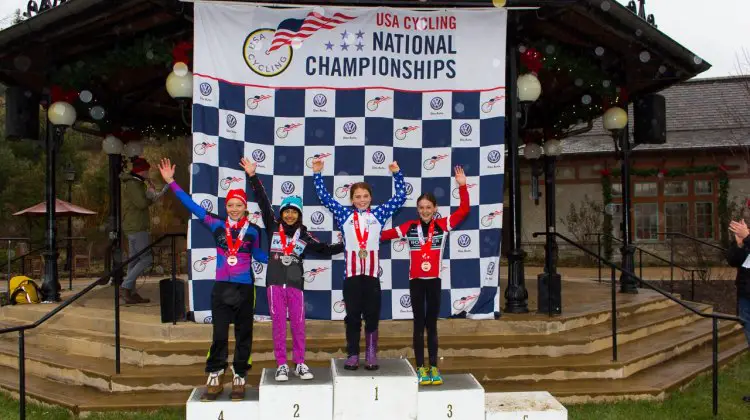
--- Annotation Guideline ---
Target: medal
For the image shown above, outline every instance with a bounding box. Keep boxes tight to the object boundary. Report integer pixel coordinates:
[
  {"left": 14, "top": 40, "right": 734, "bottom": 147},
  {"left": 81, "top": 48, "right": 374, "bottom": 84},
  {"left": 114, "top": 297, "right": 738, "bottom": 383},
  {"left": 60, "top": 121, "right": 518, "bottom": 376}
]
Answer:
[
  {"left": 353, "top": 210, "right": 371, "bottom": 261},
  {"left": 421, "top": 261, "right": 432, "bottom": 272},
  {"left": 281, "top": 255, "right": 294, "bottom": 266},
  {"left": 417, "top": 220, "right": 436, "bottom": 270},
  {"left": 278, "top": 226, "right": 301, "bottom": 266},
  {"left": 225, "top": 217, "right": 248, "bottom": 267}
]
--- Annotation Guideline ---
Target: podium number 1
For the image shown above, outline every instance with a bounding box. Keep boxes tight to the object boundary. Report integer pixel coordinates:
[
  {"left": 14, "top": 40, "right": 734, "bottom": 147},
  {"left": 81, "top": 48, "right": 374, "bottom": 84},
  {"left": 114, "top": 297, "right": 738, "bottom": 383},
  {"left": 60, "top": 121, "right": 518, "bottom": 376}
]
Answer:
[
  {"left": 375, "top": 386, "right": 379, "bottom": 401},
  {"left": 293, "top": 403, "right": 300, "bottom": 418}
]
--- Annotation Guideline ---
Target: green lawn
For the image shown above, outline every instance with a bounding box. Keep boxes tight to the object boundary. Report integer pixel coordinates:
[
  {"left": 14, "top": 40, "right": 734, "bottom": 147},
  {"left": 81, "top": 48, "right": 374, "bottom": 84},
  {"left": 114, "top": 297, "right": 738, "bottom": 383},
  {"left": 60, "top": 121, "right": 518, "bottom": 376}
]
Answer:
[{"left": 1, "top": 353, "right": 749, "bottom": 419}]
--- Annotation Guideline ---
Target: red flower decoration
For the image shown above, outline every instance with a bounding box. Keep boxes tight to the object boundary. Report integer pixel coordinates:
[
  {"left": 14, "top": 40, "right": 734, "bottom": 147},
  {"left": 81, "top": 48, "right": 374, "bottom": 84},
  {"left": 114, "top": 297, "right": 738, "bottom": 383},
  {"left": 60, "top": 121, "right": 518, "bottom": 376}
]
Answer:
[
  {"left": 658, "top": 169, "right": 668, "bottom": 177},
  {"left": 520, "top": 47, "right": 544, "bottom": 75},
  {"left": 719, "top": 164, "right": 728, "bottom": 172},
  {"left": 50, "top": 85, "right": 78, "bottom": 104},
  {"left": 618, "top": 87, "right": 629, "bottom": 105},
  {"left": 172, "top": 41, "right": 193, "bottom": 65},
  {"left": 746, "top": 198, "right": 750, "bottom": 208},
  {"left": 600, "top": 169, "right": 611, "bottom": 177}
]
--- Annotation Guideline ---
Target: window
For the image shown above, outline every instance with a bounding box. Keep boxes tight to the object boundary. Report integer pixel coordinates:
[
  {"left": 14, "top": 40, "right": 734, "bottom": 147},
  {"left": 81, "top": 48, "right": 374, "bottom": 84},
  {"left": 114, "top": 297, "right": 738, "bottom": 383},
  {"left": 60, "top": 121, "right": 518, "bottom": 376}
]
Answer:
[
  {"left": 695, "top": 180, "right": 713, "bottom": 195},
  {"left": 665, "top": 203, "right": 689, "bottom": 234},
  {"left": 634, "top": 203, "right": 659, "bottom": 240},
  {"left": 635, "top": 182, "right": 657, "bottom": 197},
  {"left": 664, "top": 181, "right": 688, "bottom": 196},
  {"left": 696, "top": 202, "right": 714, "bottom": 239}
]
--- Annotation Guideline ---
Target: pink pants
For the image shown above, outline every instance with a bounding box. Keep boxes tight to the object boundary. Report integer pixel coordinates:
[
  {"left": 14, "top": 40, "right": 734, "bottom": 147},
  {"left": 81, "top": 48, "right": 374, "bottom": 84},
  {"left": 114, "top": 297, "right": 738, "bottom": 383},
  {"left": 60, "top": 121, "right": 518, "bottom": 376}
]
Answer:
[{"left": 267, "top": 285, "right": 306, "bottom": 365}]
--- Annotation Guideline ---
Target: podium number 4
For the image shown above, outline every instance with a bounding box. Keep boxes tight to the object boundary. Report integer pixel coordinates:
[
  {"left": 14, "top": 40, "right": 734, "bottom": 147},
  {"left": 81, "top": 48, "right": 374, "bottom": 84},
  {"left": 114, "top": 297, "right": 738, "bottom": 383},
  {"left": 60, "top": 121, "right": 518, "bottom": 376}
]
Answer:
[{"left": 217, "top": 411, "right": 224, "bottom": 420}]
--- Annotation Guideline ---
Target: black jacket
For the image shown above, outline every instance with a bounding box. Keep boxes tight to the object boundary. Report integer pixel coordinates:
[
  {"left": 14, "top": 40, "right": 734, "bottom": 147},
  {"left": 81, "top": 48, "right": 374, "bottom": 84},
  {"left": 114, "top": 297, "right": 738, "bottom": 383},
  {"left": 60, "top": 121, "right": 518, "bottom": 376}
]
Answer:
[
  {"left": 250, "top": 175, "right": 343, "bottom": 290},
  {"left": 725, "top": 237, "right": 750, "bottom": 299}
]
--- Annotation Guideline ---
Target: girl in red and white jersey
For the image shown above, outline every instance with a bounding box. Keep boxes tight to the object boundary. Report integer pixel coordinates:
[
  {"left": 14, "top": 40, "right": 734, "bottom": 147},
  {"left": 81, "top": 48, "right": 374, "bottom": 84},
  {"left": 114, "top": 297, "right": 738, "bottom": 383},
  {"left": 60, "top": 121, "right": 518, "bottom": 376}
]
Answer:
[{"left": 380, "top": 166, "right": 469, "bottom": 385}]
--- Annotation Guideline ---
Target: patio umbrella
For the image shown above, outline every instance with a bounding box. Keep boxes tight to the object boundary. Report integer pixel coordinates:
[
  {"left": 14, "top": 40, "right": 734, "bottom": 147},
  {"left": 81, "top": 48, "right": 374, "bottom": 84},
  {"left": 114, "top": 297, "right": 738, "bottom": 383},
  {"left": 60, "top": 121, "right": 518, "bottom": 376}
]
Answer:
[{"left": 13, "top": 199, "right": 96, "bottom": 217}]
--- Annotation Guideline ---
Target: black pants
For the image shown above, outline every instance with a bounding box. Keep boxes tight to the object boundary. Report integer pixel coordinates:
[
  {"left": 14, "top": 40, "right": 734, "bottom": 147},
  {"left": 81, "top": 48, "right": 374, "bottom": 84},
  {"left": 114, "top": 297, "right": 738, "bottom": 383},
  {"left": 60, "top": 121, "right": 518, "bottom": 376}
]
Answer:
[
  {"left": 410, "top": 277, "right": 441, "bottom": 367},
  {"left": 206, "top": 281, "right": 255, "bottom": 376},
  {"left": 343, "top": 275, "right": 381, "bottom": 356}
]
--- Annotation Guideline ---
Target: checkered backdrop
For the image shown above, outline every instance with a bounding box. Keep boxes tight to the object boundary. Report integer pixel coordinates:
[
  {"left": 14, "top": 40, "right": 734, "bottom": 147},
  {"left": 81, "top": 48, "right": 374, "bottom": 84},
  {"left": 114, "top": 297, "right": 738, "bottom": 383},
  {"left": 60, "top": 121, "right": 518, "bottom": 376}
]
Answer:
[{"left": 189, "top": 3, "right": 506, "bottom": 322}]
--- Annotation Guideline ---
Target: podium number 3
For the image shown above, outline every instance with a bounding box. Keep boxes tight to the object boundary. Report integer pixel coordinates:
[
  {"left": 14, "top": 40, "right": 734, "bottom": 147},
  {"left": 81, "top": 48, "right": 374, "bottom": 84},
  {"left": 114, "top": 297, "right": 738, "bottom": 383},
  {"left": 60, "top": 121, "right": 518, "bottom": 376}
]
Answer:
[
  {"left": 447, "top": 404, "right": 453, "bottom": 418},
  {"left": 293, "top": 403, "right": 300, "bottom": 418}
]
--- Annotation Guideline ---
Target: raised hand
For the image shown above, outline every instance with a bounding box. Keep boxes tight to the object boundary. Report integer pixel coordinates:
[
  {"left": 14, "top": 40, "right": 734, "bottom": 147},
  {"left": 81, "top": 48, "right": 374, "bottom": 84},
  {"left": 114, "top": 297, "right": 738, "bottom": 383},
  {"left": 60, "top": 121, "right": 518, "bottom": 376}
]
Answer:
[
  {"left": 158, "top": 158, "right": 176, "bottom": 184},
  {"left": 240, "top": 157, "right": 257, "bottom": 177},
  {"left": 389, "top": 161, "right": 400, "bottom": 173},
  {"left": 312, "top": 158, "right": 324, "bottom": 173},
  {"left": 454, "top": 165, "right": 467, "bottom": 186},
  {"left": 730, "top": 220, "right": 750, "bottom": 242}
]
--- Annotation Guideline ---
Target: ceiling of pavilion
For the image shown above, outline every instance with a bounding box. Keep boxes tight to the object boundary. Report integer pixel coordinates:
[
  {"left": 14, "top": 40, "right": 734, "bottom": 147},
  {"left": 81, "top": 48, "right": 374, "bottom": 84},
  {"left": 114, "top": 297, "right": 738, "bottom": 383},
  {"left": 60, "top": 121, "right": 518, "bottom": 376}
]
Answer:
[{"left": 0, "top": 0, "right": 710, "bottom": 139}]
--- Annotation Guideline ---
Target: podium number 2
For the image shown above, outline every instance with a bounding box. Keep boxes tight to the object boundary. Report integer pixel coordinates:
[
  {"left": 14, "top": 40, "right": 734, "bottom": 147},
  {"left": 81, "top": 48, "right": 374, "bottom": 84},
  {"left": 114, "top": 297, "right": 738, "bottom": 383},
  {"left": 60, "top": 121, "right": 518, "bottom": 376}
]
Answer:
[
  {"left": 217, "top": 411, "right": 224, "bottom": 420},
  {"left": 293, "top": 403, "right": 300, "bottom": 418},
  {"left": 375, "top": 386, "right": 379, "bottom": 401},
  {"left": 447, "top": 404, "right": 453, "bottom": 418}
]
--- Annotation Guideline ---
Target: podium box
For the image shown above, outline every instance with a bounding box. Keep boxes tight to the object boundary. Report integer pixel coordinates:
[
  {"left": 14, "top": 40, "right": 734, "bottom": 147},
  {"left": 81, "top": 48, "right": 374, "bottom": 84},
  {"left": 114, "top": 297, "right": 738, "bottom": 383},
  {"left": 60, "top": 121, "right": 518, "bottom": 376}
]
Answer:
[
  {"left": 186, "top": 386, "right": 260, "bottom": 419},
  {"left": 331, "top": 358, "right": 418, "bottom": 420},
  {"left": 485, "top": 391, "right": 568, "bottom": 420},
  {"left": 417, "top": 374, "right": 485, "bottom": 420},
  {"left": 259, "top": 367, "right": 334, "bottom": 420}
]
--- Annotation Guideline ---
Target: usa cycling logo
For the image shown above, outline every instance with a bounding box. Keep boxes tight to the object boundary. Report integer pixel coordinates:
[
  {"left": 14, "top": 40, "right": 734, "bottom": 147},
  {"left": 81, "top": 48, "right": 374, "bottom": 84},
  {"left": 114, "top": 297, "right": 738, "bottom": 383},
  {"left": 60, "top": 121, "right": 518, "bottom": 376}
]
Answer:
[
  {"left": 400, "top": 294, "right": 412, "bottom": 309},
  {"left": 481, "top": 95, "right": 505, "bottom": 113},
  {"left": 252, "top": 261, "right": 264, "bottom": 275},
  {"left": 343, "top": 121, "right": 357, "bottom": 135},
  {"left": 453, "top": 183, "right": 477, "bottom": 199},
  {"left": 199, "top": 83, "right": 212, "bottom": 96},
  {"left": 405, "top": 182, "right": 414, "bottom": 196},
  {"left": 203, "top": 316, "right": 213, "bottom": 324},
  {"left": 220, "top": 176, "right": 244, "bottom": 190},
  {"left": 252, "top": 149, "right": 266, "bottom": 163},
  {"left": 487, "top": 150, "right": 502, "bottom": 164},
  {"left": 305, "top": 153, "right": 331, "bottom": 168},
  {"left": 313, "top": 94, "right": 327, "bottom": 107},
  {"left": 395, "top": 125, "right": 419, "bottom": 141},
  {"left": 226, "top": 114, "right": 238, "bottom": 128},
  {"left": 430, "top": 97, "right": 444, "bottom": 111},
  {"left": 200, "top": 199, "right": 213, "bottom": 213},
  {"left": 423, "top": 154, "right": 449, "bottom": 171},
  {"left": 458, "top": 234, "right": 472, "bottom": 248},
  {"left": 311, "top": 211, "right": 325, "bottom": 225},
  {"left": 281, "top": 181, "right": 295, "bottom": 195},
  {"left": 459, "top": 123, "right": 473, "bottom": 137},
  {"left": 276, "top": 123, "right": 303, "bottom": 139},
  {"left": 367, "top": 96, "right": 391, "bottom": 111},
  {"left": 247, "top": 94, "right": 272, "bottom": 110},
  {"left": 372, "top": 151, "right": 386, "bottom": 165}
]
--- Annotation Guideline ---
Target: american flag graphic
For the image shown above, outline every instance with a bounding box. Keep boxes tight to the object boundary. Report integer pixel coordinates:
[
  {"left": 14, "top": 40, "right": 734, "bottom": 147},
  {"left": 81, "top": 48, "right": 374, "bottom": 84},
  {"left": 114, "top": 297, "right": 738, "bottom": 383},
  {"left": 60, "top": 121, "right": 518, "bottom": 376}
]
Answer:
[{"left": 267, "top": 11, "right": 356, "bottom": 52}]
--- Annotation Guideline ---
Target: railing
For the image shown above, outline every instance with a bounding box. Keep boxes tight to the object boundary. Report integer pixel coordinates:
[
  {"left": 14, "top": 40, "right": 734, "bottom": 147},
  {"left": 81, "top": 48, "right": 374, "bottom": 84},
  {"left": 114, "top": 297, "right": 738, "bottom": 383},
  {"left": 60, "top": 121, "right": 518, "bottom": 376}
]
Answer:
[
  {"left": 0, "top": 233, "right": 186, "bottom": 420},
  {"left": 3, "top": 237, "right": 89, "bottom": 292},
  {"left": 534, "top": 231, "right": 747, "bottom": 418},
  {"left": 587, "top": 233, "right": 707, "bottom": 300},
  {"left": 2, "top": 237, "right": 30, "bottom": 293}
]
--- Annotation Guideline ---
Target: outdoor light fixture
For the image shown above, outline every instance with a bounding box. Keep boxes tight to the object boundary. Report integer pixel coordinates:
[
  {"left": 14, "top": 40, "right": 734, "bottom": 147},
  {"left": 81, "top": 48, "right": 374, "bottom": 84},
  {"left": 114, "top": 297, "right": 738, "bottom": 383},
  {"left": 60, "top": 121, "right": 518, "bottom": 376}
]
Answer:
[
  {"left": 48, "top": 101, "right": 77, "bottom": 127},
  {"left": 543, "top": 139, "right": 562, "bottom": 156},
  {"left": 523, "top": 142, "right": 543, "bottom": 159},
  {"left": 517, "top": 73, "right": 542, "bottom": 103},
  {"left": 102, "top": 134, "right": 124, "bottom": 155},
  {"left": 166, "top": 62, "right": 193, "bottom": 99},
  {"left": 603, "top": 106, "right": 628, "bottom": 131},
  {"left": 124, "top": 141, "right": 144, "bottom": 158}
]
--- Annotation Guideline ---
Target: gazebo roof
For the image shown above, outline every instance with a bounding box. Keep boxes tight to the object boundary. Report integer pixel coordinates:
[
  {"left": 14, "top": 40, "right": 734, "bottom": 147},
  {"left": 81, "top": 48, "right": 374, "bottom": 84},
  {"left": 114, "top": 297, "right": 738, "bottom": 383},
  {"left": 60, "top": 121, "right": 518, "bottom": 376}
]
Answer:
[{"left": 0, "top": 0, "right": 710, "bottom": 136}]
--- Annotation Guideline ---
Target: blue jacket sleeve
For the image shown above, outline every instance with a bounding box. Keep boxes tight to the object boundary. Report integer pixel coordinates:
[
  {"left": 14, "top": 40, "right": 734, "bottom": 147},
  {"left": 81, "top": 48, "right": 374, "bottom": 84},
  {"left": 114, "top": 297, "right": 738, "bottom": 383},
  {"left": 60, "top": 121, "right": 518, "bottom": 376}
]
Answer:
[
  {"left": 168, "top": 182, "right": 221, "bottom": 232},
  {"left": 373, "top": 170, "right": 407, "bottom": 225},
  {"left": 314, "top": 172, "right": 349, "bottom": 227}
]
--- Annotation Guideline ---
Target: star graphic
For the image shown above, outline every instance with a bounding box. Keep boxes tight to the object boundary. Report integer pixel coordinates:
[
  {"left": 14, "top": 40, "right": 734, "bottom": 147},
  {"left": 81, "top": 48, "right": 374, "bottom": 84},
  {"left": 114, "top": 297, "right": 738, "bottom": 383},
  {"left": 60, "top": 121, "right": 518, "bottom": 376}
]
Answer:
[
  {"left": 324, "top": 41, "right": 334, "bottom": 51},
  {"left": 356, "top": 30, "right": 365, "bottom": 39},
  {"left": 340, "top": 30, "right": 349, "bottom": 40},
  {"left": 340, "top": 42, "right": 349, "bottom": 51},
  {"left": 355, "top": 42, "right": 365, "bottom": 51}
]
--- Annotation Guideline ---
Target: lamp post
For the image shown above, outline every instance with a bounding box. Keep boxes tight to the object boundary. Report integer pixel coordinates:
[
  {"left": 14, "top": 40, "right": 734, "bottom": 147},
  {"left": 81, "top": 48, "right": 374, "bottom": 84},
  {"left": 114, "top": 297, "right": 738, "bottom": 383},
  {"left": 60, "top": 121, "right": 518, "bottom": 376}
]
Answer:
[
  {"left": 166, "top": 62, "right": 193, "bottom": 127},
  {"left": 102, "top": 135, "right": 124, "bottom": 289},
  {"left": 604, "top": 106, "right": 638, "bottom": 294},
  {"left": 505, "top": 60, "right": 542, "bottom": 313},
  {"left": 41, "top": 101, "right": 76, "bottom": 302},
  {"left": 538, "top": 139, "right": 563, "bottom": 315},
  {"left": 63, "top": 163, "right": 76, "bottom": 290}
]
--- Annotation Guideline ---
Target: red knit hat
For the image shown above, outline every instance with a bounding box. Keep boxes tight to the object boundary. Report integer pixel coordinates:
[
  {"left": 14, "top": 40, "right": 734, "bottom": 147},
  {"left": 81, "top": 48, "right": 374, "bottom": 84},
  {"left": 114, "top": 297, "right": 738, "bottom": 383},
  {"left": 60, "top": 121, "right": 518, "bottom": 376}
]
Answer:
[
  {"left": 130, "top": 157, "right": 150, "bottom": 173},
  {"left": 226, "top": 189, "right": 247, "bottom": 206}
]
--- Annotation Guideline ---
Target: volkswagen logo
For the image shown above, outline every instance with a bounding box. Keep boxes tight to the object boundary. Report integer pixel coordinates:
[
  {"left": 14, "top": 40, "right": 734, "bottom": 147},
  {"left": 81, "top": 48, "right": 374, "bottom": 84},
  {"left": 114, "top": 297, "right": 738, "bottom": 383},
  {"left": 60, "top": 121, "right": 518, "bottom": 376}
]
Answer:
[
  {"left": 343, "top": 121, "right": 357, "bottom": 135},
  {"left": 487, "top": 261, "right": 496, "bottom": 276},
  {"left": 199, "top": 83, "right": 212, "bottom": 96},
  {"left": 378, "top": 266, "right": 383, "bottom": 277},
  {"left": 281, "top": 181, "right": 295, "bottom": 194},
  {"left": 405, "top": 182, "right": 414, "bottom": 196},
  {"left": 252, "top": 149, "right": 266, "bottom": 162},
  {"left": 203, "top": 316, "right": 213, "bottom": 324},
  {"left": 372, "top": 151, "right": 386, "bottom": 164},
  {"left": 458, "top": 234, "right": 471, "bottom": 248},
  {"left": 430, "top": 97, "right": 444, "bottom": 110},
  {"left": 313, "top": 93, "right": 327, "bottom": 107},
  {"left": 200, "top": 199, "right": 213, "bottom": 212},
  {"left": 435, "top": 212, "right": 442, "bottom": 219},
  {"left": 252, "top": 261, "right": 264, "bottom": 274},
  {"left": 459, "top": 123, "right": 472, "bottom": 137},
  {"left": 487, "top": 150, "right": 502, "bottom": 164},
  {"left": 400, "top": 294, "right": 412, "bottom": 309},
  {"left": 226, "top": 114, "right": 237, "bottom": 128},
  {"left": 311, "top": 211, "right": 325, "bottom": 225}
]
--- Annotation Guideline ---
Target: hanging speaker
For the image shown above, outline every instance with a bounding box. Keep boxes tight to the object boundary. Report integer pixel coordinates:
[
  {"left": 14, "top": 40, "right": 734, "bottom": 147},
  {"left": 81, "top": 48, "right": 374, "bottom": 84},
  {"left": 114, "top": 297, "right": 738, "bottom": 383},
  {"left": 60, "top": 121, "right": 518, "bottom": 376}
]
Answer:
[
  {"left": 4, "top": 86, "right": 40, "bottom": 141},
  {"left": 634, "top": 94, "right": 667, "bottom": 145}
]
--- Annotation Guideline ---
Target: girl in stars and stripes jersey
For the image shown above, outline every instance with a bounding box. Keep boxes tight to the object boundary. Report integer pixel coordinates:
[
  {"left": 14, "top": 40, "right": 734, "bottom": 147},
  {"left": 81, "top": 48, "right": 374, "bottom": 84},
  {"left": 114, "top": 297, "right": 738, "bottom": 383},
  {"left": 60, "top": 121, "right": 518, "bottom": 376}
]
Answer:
[
  {"left": 312, "top": 157, "right": 407, "bottom": 371},
  {"left": 380, "top": 166, "right": 470, "bottom": 386}
]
